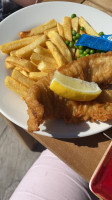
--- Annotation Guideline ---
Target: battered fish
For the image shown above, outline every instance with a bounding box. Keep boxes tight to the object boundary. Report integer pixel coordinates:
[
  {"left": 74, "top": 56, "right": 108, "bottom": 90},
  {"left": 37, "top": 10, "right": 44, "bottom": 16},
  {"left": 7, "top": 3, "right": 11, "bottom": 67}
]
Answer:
[
  {"left": 59, "top": 51, "right": 112, "bottom": 85},
  {"left": 25, "top": 52, "right": 112, "bottom": 132}
]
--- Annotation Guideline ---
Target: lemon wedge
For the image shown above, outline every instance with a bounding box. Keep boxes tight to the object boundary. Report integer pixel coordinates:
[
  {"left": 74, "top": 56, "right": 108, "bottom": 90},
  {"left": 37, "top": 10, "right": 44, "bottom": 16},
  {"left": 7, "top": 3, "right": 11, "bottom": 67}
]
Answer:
[{"left": 49, "top": 70, "right": 102, "bottom": 101}]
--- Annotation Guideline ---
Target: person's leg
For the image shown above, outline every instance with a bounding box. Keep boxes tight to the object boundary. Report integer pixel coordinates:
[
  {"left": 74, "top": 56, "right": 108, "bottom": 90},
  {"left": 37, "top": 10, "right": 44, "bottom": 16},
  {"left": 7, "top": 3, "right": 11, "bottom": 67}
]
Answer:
[{"left": 10, "top": 149, "right": 98, "bottom": 200}]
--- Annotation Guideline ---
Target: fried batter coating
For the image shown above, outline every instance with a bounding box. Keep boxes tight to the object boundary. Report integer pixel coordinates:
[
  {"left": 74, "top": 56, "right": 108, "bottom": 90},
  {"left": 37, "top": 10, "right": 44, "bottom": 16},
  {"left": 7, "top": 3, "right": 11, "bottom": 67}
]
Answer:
[
  {"left": 59, "top": 51, "right": 112, "bottom": 85},
  {"left": 25, "top": 76, "right": 112, "bottom": 132},
  {"left": 25, "top": 52, "right": 112, "bottom": 132}
]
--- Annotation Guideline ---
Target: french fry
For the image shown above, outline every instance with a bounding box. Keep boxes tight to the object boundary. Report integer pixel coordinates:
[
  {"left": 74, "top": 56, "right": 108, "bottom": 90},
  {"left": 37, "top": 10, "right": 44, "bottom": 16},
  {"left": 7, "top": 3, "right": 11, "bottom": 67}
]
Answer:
[
  {"left": 38, "top": 61, "right": 57, "bottom": 72},
  {"left": 46, "top": 41, "right": 67, "bottom": 67},
  {"left": 47, "top": 31, "right": 73, "bottom": 63},
  {"left": 10, "top": 50, "right": 17, "bottom": 57},
  {"left": 29, "top": 72, "right": 47, "bottom": 81},
  {"left": 71, "top": 17, "right": 79, "bottom": 32},
  {"left": 15, "top": 67, "right": 29, "bottom": 77},
  {"left": 75, "top": 49, "right": 80, "bottom": 58},
  {"left": 5, "top": 56, "right": 37, "bottom": 72},
  {"left": 5, "top": 60, "right": 16, "bottom": 69},
  {"left": 57, "top": 23, "right": 64, "bottom": 38},
  {"left": 0, "top": 35, "right": 41, "bottom": 54},
  {"left": 34, "top": 45, "right": 52, "bottom": 57},
  {"left": 63, "top": 16, "right": 72, "bottom": 41},
  {"left": 4, "top": 76, "right": 28, "bottom": 98},
  {"left": 69, "top": 48, "right": 76, "bottom": 59},
  {"left": 79, "top": 17, "right": 99, "bottom": 36},
  {"left": 19, "top": 70, "right": 29, "bottom": 77},
  {"left": 16, "top": 35, "right": 47, "bottom": 58},
  {"left": 19, "top": 19, "right": 57, "bottom": 38},
  {"left": 44, "top": 27, "right": 58, "bottom": 36},
  {"left": 15, "top": 66, "right": 23, "bottom": 71},
  {"left": 12, "top": 69, "right": 35, "bottom": 87},
  {"left": 30, "top": 52, "right": 57, "bottom": 65}
]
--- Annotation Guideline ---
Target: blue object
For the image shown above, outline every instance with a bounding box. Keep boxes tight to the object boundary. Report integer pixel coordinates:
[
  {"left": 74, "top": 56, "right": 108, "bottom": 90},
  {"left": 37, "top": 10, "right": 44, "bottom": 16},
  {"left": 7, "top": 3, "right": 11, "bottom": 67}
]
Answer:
[
  {"left": 76, "top": 34, "right": 112, "bottom": 52},
  {"left": 101, "top": 34, "right": 112, "bottom": 42}
]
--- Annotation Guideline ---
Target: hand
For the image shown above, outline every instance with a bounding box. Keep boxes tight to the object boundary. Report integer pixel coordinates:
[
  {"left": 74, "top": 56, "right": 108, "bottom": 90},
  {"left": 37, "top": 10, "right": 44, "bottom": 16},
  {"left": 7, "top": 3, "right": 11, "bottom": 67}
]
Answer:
[{"left": 12, "top": 0, "right": 37, "bottom": 7}]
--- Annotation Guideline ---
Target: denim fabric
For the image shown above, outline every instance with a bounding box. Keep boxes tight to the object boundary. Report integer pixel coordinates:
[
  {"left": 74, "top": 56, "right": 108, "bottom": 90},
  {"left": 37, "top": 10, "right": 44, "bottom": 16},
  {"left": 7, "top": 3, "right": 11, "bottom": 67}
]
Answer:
[
  {"left": 0, "top": 1, "right": 3, "bottom": 21},
  {"left": 0, "top": 0, "right": 22, "bottom": 21}
]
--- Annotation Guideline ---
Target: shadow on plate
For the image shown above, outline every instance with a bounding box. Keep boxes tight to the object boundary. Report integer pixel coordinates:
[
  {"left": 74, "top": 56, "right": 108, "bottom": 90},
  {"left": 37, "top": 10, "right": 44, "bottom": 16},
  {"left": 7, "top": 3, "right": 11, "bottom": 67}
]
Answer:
[
  {"left": 41, "top": 119, "right": 112, "bottom": 148},
  {"left": 59, "top": 125, "right": 112, "bottom": 148},
  {"left": 43, "top": 119, "right": 90, "bottom": 138}
]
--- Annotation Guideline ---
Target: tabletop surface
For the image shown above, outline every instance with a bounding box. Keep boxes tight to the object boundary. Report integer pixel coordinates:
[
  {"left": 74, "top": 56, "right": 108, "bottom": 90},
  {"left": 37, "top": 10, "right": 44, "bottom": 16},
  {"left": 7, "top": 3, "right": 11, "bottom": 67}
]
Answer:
[{"left": 2, "top": 0, "right": 112, "bottom": 183}]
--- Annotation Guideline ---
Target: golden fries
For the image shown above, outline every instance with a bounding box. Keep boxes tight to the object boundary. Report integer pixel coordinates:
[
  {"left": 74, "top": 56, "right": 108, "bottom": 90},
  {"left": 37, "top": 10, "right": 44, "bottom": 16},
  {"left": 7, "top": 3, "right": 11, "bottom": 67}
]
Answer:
[
  {"left": 57, "top": 23, "right": 64, "bottom": 38},
  {"left": 12, "top": 69, "right": 35, "bottom": 87},
  {"left": 75, "top": 49, "right": 80, "bottom": 58},
  {"left": 19, "top": 19, "right": 57, "bottom": 38},
  {"left": 29, "top": 72, "right": 48, "bottom": 81},
  {"left": 71, "top": 17, "right": 79, "bottom": 32},
  {"left": 44, "top": 27, "right": 58, "bottom": 36},
  {"left": 69, "top": 48, "right": 76, "bottom": 59},
  {"left": 5, "top": 56, "right": 37, "bottom": 72},
  {"left": 5, "top": 59, "right": 16, "bottom": 69},
  {"left": 4, "top": 76, "right": 28, "bottom": 98},
  {"left": 18, "top": 69, "right": 29, "bottom": 77},
  {"left": 34, "top": 45, "right": 52, "bottom": 57},
  {"left": 10, "top": 50, "right": 17, "bottom": 57},
  {"left": 30, "top": 52, "right": 57, "bottom": 65},
  {"left": 48, "top": 31, "right": 73, "bottom": 63},
  {"left": 16, "top": 35, "right": 47, "bottom": 58},
  {"left": 1, "top": 15, "right": 100, "bottom": 99},
  {"left": 79, "top": 16, "right": 99, "bottom": 36},
  {"left": 63, "top": 17, "right": 72, "bottom": 41},
  {"left": 46, "top": 41, "right": 67, "bottom": 67},
  {"left": 0, "top": 35, "right": 40, "bottom": 54},
  {"left": 38, "top": 61, "right": 57, "bottom": 72}
]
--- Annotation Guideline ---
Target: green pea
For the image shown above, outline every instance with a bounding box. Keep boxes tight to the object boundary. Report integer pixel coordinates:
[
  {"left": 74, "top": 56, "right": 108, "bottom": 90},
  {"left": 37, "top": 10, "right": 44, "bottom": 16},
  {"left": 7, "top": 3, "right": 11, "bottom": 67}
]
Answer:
[
  {"left": 79, "top": 49, "right": 83, "bottom": 55},
  {"left": 69, "top": 42, "right": 74, "bottom": 48},
  {"left": 75, "top": 39, "right": 78, "bottom": 44},
  {"left": 101, "top": 52, "right": 105, "bottom": 54},
  {"left": 72, "top": 30, "right": 77, "bottom": 36},
  {"left": 65, "top": 40, "right": 70, "bottom": 46},
  {"left": 72, "top": 36, "right": 77, "bottom": 41},
  {"left": 80, "top": 26, "right": 84, "bottom": 31},
  {"left": 80, "top": 54, "right": 84, "bottom": 58},
  {"left": 90, "top": 49, "right": 95, "bottom": 54},
  {"left": 79, "top": 45, "right": 84, "bottom": 50},
  {"left": 76, "top": 33, "right": 81, "bottom": 39},
  {"left": 85, "top": 48, "right": 90, "bottom": 54},
  {"left": 99, "top": 31, "right": 104, "bottom": 36},
  {"left": 83, "top": 51, "right": 87, "bottom": 56},
  {"left": 74, "top": 44, "right": 78, "bottom": 49},
  {"left": 71, "top": 14, "right": 76, "bottom": 18}
]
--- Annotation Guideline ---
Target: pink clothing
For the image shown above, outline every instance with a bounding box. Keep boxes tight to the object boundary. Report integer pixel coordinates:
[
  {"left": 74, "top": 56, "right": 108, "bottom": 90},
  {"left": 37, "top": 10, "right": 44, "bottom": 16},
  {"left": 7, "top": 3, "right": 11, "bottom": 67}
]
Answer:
[{"left": 10, "top": 149, "right": 98, "bottom": 200}]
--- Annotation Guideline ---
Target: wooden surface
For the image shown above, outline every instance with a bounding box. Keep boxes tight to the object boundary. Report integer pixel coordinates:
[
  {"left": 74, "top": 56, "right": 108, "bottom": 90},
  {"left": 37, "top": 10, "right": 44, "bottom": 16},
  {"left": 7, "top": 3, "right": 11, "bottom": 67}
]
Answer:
[
  {"left": 89, "top": 0, "right": 112, "bottom": 12},
  {"left": 1, "top": 0, "right": 112, "bottom": 198}
]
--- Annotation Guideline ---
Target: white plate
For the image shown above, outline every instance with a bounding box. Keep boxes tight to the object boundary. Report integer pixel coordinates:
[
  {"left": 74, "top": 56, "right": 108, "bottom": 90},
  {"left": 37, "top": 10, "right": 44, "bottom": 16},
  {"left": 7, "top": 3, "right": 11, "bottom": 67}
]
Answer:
[{"left": 0, "top": 1, "right": 112, "bottom": 138}]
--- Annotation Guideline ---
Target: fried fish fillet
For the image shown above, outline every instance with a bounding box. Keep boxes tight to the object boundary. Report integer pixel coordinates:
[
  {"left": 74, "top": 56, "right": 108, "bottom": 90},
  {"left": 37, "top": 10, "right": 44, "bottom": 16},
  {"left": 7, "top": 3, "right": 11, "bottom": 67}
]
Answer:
[
  {"left": 25, "top": 80, "right": 112, "bottom": 133},
  {"left": 25, "top": 52, "right": 112, "bottom": 132},
  {"left": 59, "top": 51, "right": 112, "bottom": 85}
]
